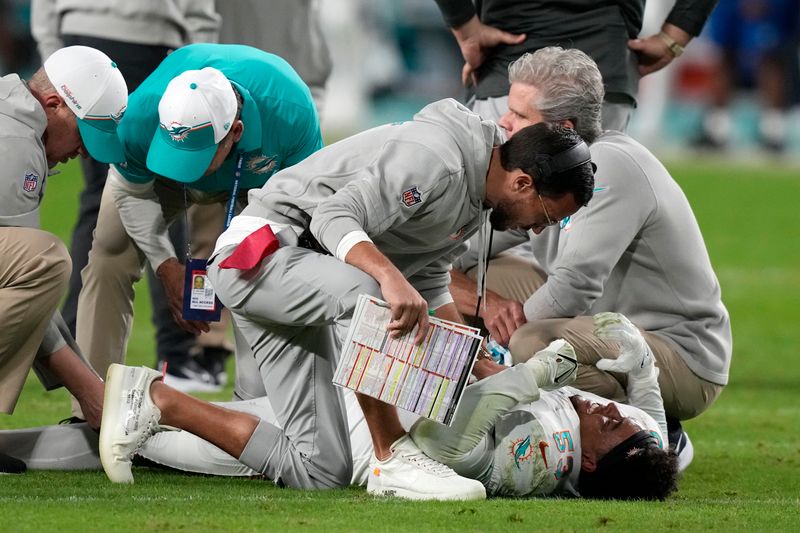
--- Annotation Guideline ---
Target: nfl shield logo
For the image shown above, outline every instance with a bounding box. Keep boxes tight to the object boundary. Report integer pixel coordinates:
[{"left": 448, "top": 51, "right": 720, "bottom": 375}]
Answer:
[
  {"left": 401, "top": 186, "right": 422, "bottom": 207},
  {"left": 23, "top": 172, "right": 39, "bottom": 192}
]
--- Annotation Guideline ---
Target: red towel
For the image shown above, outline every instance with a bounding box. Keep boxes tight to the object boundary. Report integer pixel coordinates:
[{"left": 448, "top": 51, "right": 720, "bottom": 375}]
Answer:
[{"left": 218, "top": 224, "right": 280, "bottom": 270}]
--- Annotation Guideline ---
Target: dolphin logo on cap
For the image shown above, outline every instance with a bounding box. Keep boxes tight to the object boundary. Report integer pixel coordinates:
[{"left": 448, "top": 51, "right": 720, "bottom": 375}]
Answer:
[{"left": 164, "top": 122, "right": 192, "bottom": 142}]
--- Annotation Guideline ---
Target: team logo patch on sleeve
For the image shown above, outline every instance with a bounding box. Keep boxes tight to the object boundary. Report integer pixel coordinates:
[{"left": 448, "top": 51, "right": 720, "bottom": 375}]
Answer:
[
  {"left": 401, "top": 186, "right": 422, "bottom": 207},
  {"left": 23, "top": 171, "right": 39, "bottom": 192},
  {"left": 247, "top": 154, "right": 277, "bottom": 174}
]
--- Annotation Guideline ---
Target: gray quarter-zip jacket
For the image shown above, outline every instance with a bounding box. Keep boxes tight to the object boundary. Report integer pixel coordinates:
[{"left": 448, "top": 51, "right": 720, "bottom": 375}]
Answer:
[
  {"left": 0, "top": 75, "right": 48, "bottom": 230},
  {"left": 0, "top": 74, "right": 81, "bottom": 384},
  {"left": 31, "top": 0, "right": 220, "bottom": 60},
  {"left": 240, "top": 99, "right": 503, "bottom": 306}
]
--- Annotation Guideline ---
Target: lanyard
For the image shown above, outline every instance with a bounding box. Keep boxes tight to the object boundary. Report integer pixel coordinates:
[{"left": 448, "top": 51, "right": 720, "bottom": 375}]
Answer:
[
  {"left": 225, "top": 153, "right": 244, "bottom": 230},
  {"left": 183, "top": 153, "right": 244, "bottom": 260}
]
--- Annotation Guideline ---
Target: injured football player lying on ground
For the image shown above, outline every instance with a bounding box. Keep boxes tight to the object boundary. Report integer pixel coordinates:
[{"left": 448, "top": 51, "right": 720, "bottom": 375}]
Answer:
[{"left": 0, "top": 313, "right": 678, "bottom": 499}]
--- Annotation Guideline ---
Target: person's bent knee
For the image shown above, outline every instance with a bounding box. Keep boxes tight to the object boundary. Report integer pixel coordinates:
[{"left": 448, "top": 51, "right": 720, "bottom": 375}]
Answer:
[
  {"left": 337, "top": 272, "right": 381, "bottom": 317},
  {"left": 48, "top": 237, "right": 72, "bottom": 286},
  {"left": 81, "top": 230, "right": 143, "bottom": 286},
  {"left": 666, "top": 383, "right": 722, "bottom": 421},
  {"left": 91, "top": 214, "right": 137, "bottom": 257},
  {"left": 509, "top": 318, "right": 589, "bottom": 364},
  {"left": 304, "top": 461, "right": 353, "bottom": 490},
  {"left": 509, "top": 323, "right": 553, "bottom": 363},
  {"left": 281, "top": 456, "right": 351, "bottom": 490},
  {"left": 206, "top": 262, "right": 242, "bottom": 312},
  {"left": 33, "top": 232, "right": 71, "bottom": 290}
]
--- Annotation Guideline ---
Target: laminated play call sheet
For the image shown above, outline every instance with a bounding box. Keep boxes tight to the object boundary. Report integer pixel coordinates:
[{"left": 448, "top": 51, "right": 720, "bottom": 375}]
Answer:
[{"left": 333, "top": 294, "right": 482, "bottom": 425}]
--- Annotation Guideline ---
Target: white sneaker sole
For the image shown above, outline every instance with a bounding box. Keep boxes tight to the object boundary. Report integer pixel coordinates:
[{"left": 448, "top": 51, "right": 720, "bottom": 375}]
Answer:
[
  {"left": 99, "top": 364, "right": 135, "bottom": 484},
  {"left": 367, "top": 480, "right": 486, "bottom": 501}
]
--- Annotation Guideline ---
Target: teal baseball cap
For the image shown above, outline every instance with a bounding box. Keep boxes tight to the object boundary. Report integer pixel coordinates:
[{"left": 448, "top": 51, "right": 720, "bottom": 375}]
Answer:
[
  {"left": 44, "top": 46, "right": 128, "bottom": 164},
  {"left": 146, "top": 67, "right": 238, "bottom": 182}
]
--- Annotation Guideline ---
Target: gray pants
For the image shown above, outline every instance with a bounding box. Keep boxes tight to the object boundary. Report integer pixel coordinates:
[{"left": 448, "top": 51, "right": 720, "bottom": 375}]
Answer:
[{"left": 208, "top": 244, "right": 382, "bottom": 489}]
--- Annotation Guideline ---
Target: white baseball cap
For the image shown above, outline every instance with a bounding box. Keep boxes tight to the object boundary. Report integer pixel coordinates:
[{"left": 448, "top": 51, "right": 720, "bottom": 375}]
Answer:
[
  {"left": 44, "top": 46, "right": 128, "bottom": 164},
  {"left": 146, "top": 67, "right": 238, "bottom": 182}
]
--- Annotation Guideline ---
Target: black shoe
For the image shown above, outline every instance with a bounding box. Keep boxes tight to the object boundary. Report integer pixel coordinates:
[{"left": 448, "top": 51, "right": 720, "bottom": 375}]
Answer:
[
  {"left": 667, "top": 417, "right": 694, "bottom": 473},
  {"left": 759, "top": 137, "right": 785, "bottom": 154},
  {"left": 157, "top": 355, "right": 221, "bottom": 393},
  {"left": 0, "top": 452, "right": 26, "bottom": 474},
  {"left": 197, "top": 347, "right": 231, "bottom": 388},
  {"left": 692, "top": 131, "right": 727, "bottom": 152},
  {"left": 59, "top": 416, "right": 86, "bottom": 425}
]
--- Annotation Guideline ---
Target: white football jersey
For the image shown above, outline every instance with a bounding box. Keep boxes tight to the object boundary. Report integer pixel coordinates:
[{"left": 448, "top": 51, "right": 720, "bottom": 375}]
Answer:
[
  {"left": 486, "top": 387, "right": 664, "bottom": 497},
  {"left": 488, "top": 387, "right": 582, "bottom": 497}
]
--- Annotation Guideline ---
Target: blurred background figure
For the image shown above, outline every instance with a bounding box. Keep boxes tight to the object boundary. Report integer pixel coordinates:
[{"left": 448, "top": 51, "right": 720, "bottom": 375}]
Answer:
[
  {"left": 631, "top": 1, "right": 685, "bottom": 148},
  {"left": 320, "top": 0, "right": 463, "bottom": 134},
  {"left": 432, "top": 0, "right": 718, "bottom": 130},
  {"left": 216, "top": 0, "right": 332, "bottom": 118},
  {"left": 693, "top": 0, "right": 800, "bottom": 153},
  {"left": 0, "top": 0, "right": 38, "bottom": 76}
]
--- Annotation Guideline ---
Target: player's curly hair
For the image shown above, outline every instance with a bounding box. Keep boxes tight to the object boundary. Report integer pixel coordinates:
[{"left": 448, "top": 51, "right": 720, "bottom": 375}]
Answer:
[{"left": 579, "top": 445, "right": 680, "bottom": 501}]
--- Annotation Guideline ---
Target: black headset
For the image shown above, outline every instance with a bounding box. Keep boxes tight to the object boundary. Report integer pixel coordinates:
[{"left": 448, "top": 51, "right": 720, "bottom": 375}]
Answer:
[{"left": 532, "top": 140, "right": 596, "bottom": 180}]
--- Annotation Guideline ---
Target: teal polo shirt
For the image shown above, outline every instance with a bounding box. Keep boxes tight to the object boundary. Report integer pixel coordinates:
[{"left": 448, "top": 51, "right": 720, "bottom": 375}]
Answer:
[{"left": 114, "top": 43, "right": 322, "bottom": 192}]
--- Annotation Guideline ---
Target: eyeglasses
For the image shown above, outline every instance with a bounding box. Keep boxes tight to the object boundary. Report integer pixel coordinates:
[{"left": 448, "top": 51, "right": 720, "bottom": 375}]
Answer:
[{"left": 537, "top": 193, "right": 559, "bottom": 227}]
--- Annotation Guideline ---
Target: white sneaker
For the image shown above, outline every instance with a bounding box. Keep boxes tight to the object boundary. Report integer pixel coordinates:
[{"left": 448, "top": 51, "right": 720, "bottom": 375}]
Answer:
[
  {"left": 99, "top": 364, "right": 163, "bottom": 483},
  {"left": 674, "top": 430, "right": 694, "bottom": 473},
  {"left": 525, "top": 339, "right": 578, "bottom": 391},
  {"left": 367, "top": 435, "right": 486, "bottom": 501}
]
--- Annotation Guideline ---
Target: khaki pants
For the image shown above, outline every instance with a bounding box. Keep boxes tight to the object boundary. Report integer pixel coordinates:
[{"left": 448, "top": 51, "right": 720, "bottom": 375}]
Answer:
[
  {"left": 75, "top": 181, "right": 232, "bottom": 387},
  {"left": 467, "top": 253, "right": 722, "bottom": 420},
  {"left": 0, "top": 228, "right": 71, "bottom": 414}
]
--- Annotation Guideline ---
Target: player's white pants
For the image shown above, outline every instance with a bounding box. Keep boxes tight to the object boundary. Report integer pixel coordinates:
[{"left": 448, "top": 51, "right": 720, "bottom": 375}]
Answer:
[{"left": 0, "top": 393, "right": 383, "bottom": 485}]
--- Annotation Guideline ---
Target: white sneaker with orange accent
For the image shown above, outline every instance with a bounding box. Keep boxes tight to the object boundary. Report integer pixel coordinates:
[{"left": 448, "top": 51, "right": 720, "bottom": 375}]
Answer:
[{"left": 367, "top": 434, "right": 486, "bottom": 500}]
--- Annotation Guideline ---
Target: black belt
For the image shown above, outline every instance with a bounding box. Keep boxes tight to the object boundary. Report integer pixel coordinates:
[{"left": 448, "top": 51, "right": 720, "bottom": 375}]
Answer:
[{"left": 296, "top": 227, "right": 332, "bottom": 256}]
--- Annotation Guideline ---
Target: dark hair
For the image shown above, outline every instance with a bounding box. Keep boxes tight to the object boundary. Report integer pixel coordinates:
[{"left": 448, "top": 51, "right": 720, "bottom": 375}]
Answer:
[
  {"left": 499, "top": 123, "right": 595, "bottom": 206},
  {"left": 579, "top": 442, "right": 680, "bottom": 501},
  {"left": 230, "top": 82, "right": 244, "bottom": 123}
]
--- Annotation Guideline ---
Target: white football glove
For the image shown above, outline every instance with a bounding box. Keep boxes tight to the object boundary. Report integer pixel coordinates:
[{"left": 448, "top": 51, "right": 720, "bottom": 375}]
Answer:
[
  {"left": 524, "top": 339, "right": 579, "bottom": 391},
  {"left": 593, "top": 312, "right": 654, "bottom": 380}
]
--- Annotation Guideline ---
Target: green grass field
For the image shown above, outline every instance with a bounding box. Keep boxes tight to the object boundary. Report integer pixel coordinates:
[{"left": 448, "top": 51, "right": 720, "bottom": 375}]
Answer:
[{"left": 1, "top": 156, "right": 799, "bottom": 531}]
